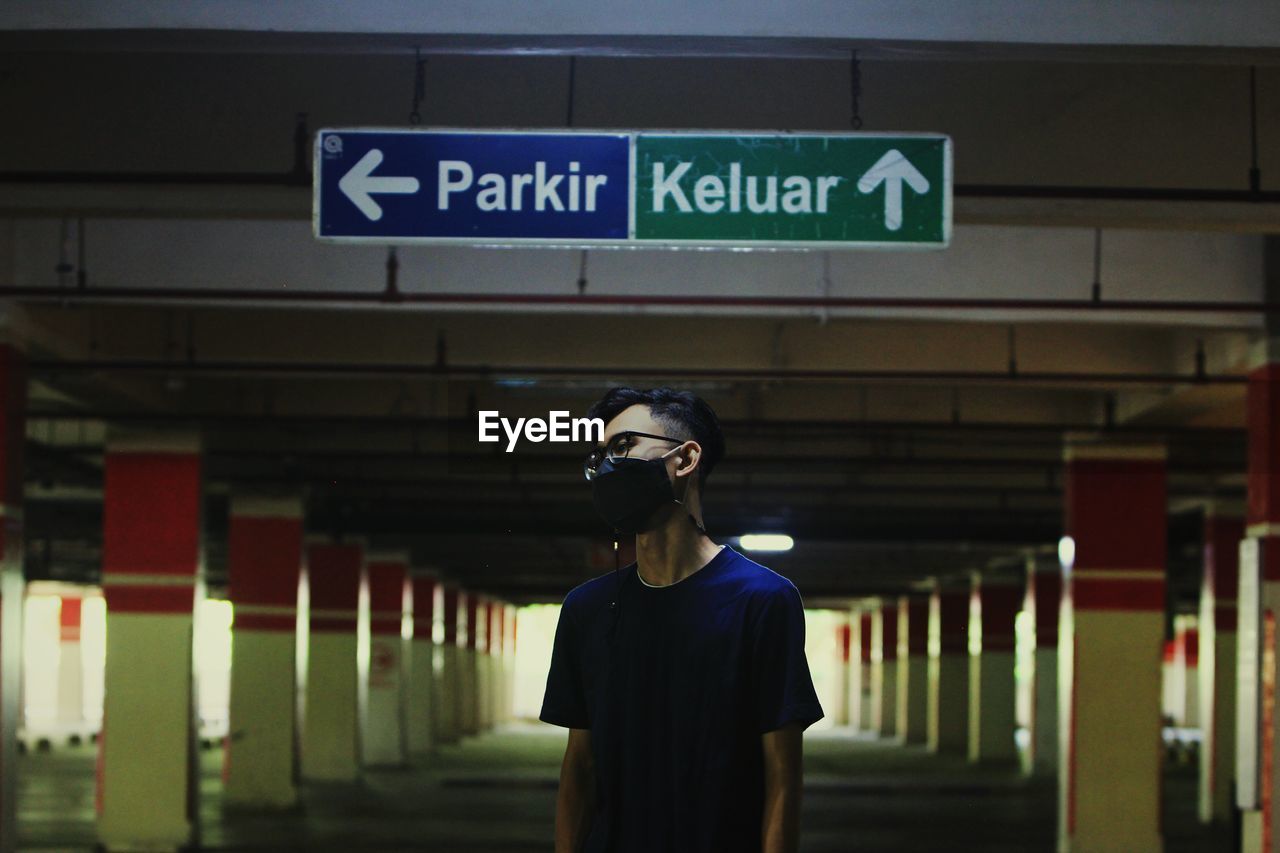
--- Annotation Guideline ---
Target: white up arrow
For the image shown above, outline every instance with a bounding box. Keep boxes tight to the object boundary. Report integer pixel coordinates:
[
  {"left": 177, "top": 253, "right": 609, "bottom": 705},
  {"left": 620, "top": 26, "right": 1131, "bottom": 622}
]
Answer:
[
  {"left": 338, "top": 149, "right": 420, "bottom": 221},
  {"left": 855, "top": 149, "right": 930, "bottom": 232}
]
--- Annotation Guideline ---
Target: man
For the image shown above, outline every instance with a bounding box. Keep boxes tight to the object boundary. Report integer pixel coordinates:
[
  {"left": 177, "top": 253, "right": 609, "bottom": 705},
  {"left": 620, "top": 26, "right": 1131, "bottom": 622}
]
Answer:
[{"left": 540, "top": 387, "right": 824, "bottom": 853}]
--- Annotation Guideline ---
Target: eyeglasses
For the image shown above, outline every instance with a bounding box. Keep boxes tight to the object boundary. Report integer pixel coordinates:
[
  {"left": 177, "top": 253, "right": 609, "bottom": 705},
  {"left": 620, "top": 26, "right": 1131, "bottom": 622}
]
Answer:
[{"left": 583, "top": 430, "right": 684, "bottom": 481}]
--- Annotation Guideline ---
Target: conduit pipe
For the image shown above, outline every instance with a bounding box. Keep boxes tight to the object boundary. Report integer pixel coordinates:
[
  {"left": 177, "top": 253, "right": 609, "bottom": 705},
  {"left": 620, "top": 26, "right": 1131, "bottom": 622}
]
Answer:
[
  {"left": 0, "top": 285, "right": 1273, "bottom": 316},
  {"left": 22, "top": 412, "right": 1240, "bottom": 440},
  {"left": 4, "top": 167, "right": 1280, "bottom": 205},
  {"left": 26, "top": 358, "right": 1247, "bottom": 385}
]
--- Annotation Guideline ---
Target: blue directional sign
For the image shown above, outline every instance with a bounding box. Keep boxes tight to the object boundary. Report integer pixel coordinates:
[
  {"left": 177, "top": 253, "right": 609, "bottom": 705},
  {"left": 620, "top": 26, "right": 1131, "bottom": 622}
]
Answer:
[
  {"left": 314, "top": 129, "right": 631, "bottom": 243},
  {"left": 314, "top": 128, "right": 952, "bottom": 249}
]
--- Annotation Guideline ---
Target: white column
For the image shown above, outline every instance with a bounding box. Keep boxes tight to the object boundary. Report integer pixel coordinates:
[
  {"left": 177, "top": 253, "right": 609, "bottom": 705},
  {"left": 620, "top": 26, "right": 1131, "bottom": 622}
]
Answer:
[
  {"left": 362, "top": 552, "right": 408, "bottom": 767},
  {"left": 56, "top": 594, "right": 86, "bottom": 740},
  {"left": 406, "top": 572, "right": 437, "bottom": 757}
]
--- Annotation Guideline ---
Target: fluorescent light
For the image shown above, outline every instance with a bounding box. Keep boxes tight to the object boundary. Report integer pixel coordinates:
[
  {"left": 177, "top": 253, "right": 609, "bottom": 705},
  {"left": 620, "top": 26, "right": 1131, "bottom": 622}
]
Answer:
[
  {"left": 1058, "top": 536, "right": 1075, "bottom": 573},
  {"left": 739, "top": 533, "right": 794, "bottom": 552}
]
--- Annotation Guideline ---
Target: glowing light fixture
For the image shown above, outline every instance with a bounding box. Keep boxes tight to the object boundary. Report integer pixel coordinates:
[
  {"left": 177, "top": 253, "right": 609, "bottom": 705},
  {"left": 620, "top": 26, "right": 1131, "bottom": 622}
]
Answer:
[
  {"left": 739, "top": 533, "right": 794, "bottom": 552},
  {"left": 1058, "top": 535, "right": 1076, "bottom": 574}
]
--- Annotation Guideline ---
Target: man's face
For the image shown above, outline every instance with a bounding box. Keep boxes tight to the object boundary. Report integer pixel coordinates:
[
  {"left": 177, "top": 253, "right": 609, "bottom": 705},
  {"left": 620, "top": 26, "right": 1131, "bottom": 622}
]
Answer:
[
  {"left": 586, "top": 403, "right": 699, "bottom": 489},
  {"left": 599, "top": 404, "right": 680, "bottom": 463}
]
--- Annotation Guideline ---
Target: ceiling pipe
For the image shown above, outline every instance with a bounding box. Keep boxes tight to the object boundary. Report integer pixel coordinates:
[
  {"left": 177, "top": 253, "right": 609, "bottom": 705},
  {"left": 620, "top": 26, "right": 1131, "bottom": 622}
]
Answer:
[
  {"left": 1, "top": 284, "right": 1276, "bottom": 315},
  {"left": 3, "top": 168, "right": 1280, "bottom": 204},
  {"left": 34, "top": 443, "right": 1241, "bottom": 473},
  {"left": 22, "top": 412, "right": 1239, "bottom": 450},
  {"left": 26, "top": 358, "right": 1248, "bottom": 385},
  {"left": 100, "top": 474, "right": 1228, "bottom": 502}
]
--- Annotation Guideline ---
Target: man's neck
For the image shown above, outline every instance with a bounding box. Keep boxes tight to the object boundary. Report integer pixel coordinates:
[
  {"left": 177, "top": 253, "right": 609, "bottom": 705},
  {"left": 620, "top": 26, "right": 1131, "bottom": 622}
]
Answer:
[{"left": 635, "top": 510, "right": 722, "bottom": 587}]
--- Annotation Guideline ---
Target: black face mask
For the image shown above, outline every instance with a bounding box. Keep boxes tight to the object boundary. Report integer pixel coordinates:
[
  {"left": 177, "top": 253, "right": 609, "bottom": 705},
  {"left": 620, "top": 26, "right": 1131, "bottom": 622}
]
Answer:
[{"left": 590, "top": 454, "right": 678, "bottom": 534}]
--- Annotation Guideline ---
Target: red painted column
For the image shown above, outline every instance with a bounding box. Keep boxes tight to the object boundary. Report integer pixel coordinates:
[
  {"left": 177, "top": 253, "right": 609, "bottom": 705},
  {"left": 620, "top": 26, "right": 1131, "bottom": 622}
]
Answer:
[
  {"left": 857, "top": 611, "right": 873, "bottom": 731},
  {"left": 301, "top": 539, "right": 364, "bottom": 781},
  {"left": 896, "top": 595, "right": 929, "bottom": 743},
  {"left": 506, "top": 601, "right": 519, "bottom": 720},
  {"left": 460, "top": 593, "right": 483, "bottom": 735},
  {"left": 1240, "top": 355, "right": 1280, "bottom": 851},
  {"left": 1058, "top": 440, "right": 1166, "bottom": 852},
  {"left": 1200, "top": 506, "right": 1243, "bottom": 824},
  {"left": 846, "top": 607, "right": 864, "bottom": 731},
  {"left": 1172, "top": 615, "right": 1200, "bottom": 727},
  {"left": 1162, "top": 639, "right": 1178, "bottom": 722},
  {"left": 97, "top": 433, "right": 203, "bottom": 850},
  {"left": 871, "top": 599, "right": 898, "bottom": 737},
  {"left": 56, "top": 594, "right": 87, "bottom": 739},
  {"left": 1023, "top": 553, "right": 1062, "bottom": 776},
  {"left": 363, "top": 552, "right": 408, "bottom": 767},
  {"left": 969, "top": 572, "right": 1021, "bottom": 763},
  {"left": 0, "top": 345, "right": 23, "bottom": 853},
  {"left": 407, "top": 572, "right": 438, "bottom": 756},
  {"left": 927, "top": 581, "right": 969, "bottom": 753},
  {"left": 435, "top": 584, "right": 462, "bottom": 743},
  {"left": 835, "top": 619, "right": 851, "bottom": 727},
  {"left": 489, "top": 601, "right": 509, "bottom": 726},
  {"left": 224, "top": 495, "right": 304, "bottom": 810}
]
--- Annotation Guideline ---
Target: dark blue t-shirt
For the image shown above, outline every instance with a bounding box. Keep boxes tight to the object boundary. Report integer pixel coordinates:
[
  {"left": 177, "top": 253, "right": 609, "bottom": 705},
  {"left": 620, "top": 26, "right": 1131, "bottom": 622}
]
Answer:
[{"left": 539, "top": 545, "right": 824, "bottom": 853}]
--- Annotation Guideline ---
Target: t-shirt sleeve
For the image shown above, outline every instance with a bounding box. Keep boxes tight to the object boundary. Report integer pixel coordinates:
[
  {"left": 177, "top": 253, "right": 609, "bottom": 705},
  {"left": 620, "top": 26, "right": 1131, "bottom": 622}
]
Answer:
[
  {"left": 539, "top": 595, "right": 591, "bottom": 729},
  {"left": 751, "top": 584, "right": 825, "bottom": 734}
]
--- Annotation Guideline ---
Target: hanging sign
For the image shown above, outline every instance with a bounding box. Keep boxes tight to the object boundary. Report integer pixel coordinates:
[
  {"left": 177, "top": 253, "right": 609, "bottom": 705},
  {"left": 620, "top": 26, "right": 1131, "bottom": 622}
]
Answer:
[{"left": 314, "top": 128, "right": 951, "bottom": 249}]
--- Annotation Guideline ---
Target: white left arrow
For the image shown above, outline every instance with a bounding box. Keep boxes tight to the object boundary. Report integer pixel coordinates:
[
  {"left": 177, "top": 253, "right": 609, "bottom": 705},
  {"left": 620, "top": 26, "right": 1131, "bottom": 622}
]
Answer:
[
  {"left": 856, "top": 149, "right": 930, "bottom": 232},
  {"left": 338, "top": 149, "right": 420, "bottom": 221}
]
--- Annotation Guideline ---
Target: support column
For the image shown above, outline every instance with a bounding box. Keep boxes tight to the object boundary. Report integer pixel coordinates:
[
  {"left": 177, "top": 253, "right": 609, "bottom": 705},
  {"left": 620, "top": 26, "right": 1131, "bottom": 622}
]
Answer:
[
  {"left": 489, "top": 601, "right": 506, "bottom": 728},
  {"left": 896, "top": 595, "right": 928, "bottom": 744},
  {"left": 968, "top": 571, "right": 1021, "bottom": 763},
  {"left": 834, "top": 617, "right": 851, "bottom": 727},
  {"left": 474, "top": 595, "right": 491, "bottom": 733},
  {"left": 301, "top": 539, "right": 364, "bottom": 781},
  {"left": 1058, "top": 440, "right": 1166, "bottom": 853},
  {"left": 434, "top": 584, "right": 461, "bottom": 744},
  {"left": 457, "top": 591, "right": 478, "bottom": 736},
  {"left": 406, "top": 572, "right": 437, "bottom": 756},
  {"left": 504, "top": 602, "right": 517, "bottom": 722},
  {"left": 928, "top": 580, "right": 969, "bottom": 753},
  {"left": 0, "top": 344, "right": 24, "bottom": 853},
  {"left": 1029, "top": 548, "right": 1059, "bottom": 773},
  {"left": 857, "top": 610, "right": 872, "bottom": 730},
  {"left": 1167, "top": 628, "right": 1184, "bottom": 727},
  {"left": 363, "top": 552, "right": 408, "bottom": 767},
  {"left": 1172, "top": 614, "right": 1200, "bottom": 728},
  {"left": 1199, "top": 505, "right": 1242, "bottom": 824},
  {"left": 224, "top": 495, "right": 303, "bottom": 811},
  {"left": 1024, "top": 552, "right": 1062, "bottom": 776},
  {"left": 847, "top": 607, "right": 864, "bottom": 731},
  {"left": 1162, "top": 639, "right": 1178, "bottom": 723},
  {"left": 1239, "top": 344, "right": 1280, "bottom": 852},
  {"left": 870, "top": 599, "right": 898, "bottom": 737},
  {"left": 57, "top": 594, "right": 86, "bottom": 742},
  {"left": 97, "top": 433, "right": 202, "bottom": 851}
]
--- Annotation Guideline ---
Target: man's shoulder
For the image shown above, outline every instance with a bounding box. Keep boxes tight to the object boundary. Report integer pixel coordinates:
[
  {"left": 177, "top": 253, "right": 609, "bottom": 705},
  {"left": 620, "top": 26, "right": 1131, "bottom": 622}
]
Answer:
[
  {"left": 561, "top": 567, "right": 628, "bottom": 615},
  {"left": 720, "top": 548, "right": 802, "bottom": 600}
]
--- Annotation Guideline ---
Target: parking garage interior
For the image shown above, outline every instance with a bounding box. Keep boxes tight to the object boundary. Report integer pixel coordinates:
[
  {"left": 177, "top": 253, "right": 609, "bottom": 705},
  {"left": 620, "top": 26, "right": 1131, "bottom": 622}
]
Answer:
[{"left": 3, "top": 3, "right": 1280, "bottom": 852}]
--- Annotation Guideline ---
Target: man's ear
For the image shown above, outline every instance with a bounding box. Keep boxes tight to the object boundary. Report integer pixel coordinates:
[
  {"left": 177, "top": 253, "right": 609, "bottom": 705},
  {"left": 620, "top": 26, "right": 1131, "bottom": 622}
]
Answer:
[{"left": 674, "top": 441, "right": 702, "bottom": 480}]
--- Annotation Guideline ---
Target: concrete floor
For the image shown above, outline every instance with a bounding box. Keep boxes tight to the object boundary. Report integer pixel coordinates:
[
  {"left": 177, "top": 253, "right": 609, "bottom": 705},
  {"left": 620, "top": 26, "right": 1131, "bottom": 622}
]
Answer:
[{"left": 18, "top": 722, "right": 1231, "bottom": 852}]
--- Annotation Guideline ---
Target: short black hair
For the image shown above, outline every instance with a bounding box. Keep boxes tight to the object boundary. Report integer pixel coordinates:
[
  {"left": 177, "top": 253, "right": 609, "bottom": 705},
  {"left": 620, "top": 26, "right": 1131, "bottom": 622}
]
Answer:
[{"left": 587, "top": 387, "right": 725, "bottom": 486}]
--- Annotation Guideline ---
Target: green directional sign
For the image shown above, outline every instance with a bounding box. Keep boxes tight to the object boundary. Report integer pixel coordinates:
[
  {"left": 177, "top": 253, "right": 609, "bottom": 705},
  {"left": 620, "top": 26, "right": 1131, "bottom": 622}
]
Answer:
[{"left": 633, "top": 133, "right": 950, "bottom": 248}]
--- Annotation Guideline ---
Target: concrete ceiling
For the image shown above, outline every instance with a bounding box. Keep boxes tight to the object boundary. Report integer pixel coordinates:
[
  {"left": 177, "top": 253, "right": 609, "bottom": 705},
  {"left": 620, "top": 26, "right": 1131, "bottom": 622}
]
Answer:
[{"left": 2, "top": 27, "right": 1274, "bottom": 612}]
